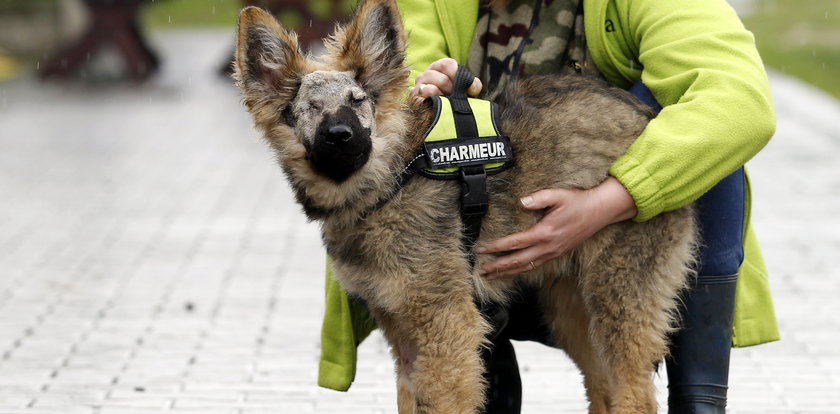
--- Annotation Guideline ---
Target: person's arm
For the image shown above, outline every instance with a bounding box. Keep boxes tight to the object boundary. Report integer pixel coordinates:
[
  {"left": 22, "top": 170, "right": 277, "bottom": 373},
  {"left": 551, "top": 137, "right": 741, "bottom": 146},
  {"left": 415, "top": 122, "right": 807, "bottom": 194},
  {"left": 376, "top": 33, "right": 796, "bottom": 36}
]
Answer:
[
  {"left": 592, "top": 0, "right": 776, "bottom": 221},
  {"left": 396, "top": 0, "right": 480, "bottom": 88},
  {"left": 396, "top": 0, "right": 452, "bottom": 85},
  {"left": 480, "top": 0, "right": 775, "bottom": 278}
]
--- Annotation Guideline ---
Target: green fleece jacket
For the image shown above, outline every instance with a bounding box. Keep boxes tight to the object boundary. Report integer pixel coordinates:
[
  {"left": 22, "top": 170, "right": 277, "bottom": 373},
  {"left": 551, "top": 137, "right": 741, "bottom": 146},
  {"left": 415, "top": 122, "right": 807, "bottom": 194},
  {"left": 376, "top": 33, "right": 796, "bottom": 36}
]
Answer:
[{"left": 318, "top": 0, "right": 780, "bottom": 391}]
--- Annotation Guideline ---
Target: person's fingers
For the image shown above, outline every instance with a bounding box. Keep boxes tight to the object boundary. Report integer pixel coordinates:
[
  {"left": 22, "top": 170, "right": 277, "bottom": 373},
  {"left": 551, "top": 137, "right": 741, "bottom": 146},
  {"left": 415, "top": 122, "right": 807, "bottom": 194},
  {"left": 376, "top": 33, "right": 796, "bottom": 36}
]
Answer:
[
  {"left": 427, "top": 57, "right": 483, "bottom": 97},
  {"left": 415, "top": 76, "right": 480, "bottom": 98},
  {"left": 480, "top": 245, "right": 553, "bottom": 279},
  {"left": 409, "top": 83, "right": 422, "bottom": 99},
  {"left": 427, "top": 57, "right": 459, "bottom": 79},
  {"left": 415, "top": 70, "right": 452, "bottom": 95},
  {"left": 475, "top": 227, "right": 542, "bottom": 254},
  {"left": 415, "top": 68, "right": 450, "bottom": 85},
  {"left": 468, "top": 77, "right": 483, "bottom": 97},
  {"left": 416, "top": 83, "right": 443, "bottom": 98},
  {"left": 520, "top": 188, "right": 569, "bottom": 210}
]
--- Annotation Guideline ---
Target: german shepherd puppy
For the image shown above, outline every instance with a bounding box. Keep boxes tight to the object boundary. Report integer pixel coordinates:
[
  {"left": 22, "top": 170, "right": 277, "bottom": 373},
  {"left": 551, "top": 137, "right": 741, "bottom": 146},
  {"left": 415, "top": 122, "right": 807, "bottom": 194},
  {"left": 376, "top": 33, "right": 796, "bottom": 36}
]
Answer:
[{"left": 234, "top": 0, "right": 696, "bottom": 412}]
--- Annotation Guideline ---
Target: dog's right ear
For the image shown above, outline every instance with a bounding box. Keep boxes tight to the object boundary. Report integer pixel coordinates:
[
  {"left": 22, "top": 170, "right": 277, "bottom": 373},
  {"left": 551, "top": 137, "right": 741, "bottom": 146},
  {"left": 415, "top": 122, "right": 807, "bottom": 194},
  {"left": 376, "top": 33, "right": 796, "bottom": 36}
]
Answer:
[{"left": 234, "top": 7, "right": 308, "bottom": 106}]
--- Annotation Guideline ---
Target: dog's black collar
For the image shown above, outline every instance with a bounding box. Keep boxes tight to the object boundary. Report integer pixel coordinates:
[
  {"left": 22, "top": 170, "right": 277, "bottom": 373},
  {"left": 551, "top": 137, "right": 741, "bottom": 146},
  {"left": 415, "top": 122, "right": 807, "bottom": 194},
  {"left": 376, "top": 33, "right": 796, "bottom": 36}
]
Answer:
[
  {"left": 295, "top": 151, "right": 425, "bottom": 222},
  {"left": 356, "top": 151, "right": 426, "bottom": 221}
]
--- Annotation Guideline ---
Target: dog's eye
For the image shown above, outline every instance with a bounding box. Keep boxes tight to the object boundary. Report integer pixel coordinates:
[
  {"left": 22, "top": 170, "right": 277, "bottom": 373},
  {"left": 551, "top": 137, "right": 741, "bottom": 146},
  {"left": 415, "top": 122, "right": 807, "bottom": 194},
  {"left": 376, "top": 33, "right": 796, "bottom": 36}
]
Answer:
[
  {"left": 350, "top": 95, "right": 367, "bottom": 106},
  {"left": 308, "top": 102, "right": 322, "bottom": 112},
  {"left": 282, "top": 105, "right": 296, "bottom": 126}
]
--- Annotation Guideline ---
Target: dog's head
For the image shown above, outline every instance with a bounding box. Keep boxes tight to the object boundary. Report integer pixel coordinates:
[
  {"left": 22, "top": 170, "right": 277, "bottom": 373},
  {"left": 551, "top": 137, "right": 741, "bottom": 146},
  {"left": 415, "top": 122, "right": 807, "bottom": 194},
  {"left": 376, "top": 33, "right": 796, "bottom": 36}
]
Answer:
[{"left": 234, "top": 0, "right": 409, "bottom": 195}]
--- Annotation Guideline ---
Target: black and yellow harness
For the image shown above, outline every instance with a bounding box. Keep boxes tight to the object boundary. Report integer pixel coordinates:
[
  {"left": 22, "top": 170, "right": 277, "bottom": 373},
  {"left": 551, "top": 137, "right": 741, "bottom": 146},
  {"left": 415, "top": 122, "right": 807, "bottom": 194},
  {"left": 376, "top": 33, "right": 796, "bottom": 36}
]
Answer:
[{"left": 400, "top": 66, "right": 514, "bottom": 268}]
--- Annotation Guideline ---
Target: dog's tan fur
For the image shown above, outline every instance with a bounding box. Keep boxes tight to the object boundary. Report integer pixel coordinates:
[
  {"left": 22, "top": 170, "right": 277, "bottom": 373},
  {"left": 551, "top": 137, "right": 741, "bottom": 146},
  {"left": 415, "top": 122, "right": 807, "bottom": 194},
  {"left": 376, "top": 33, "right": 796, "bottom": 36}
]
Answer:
[{"left": 234, "top": 1, "right": 697, "bottom": 413}]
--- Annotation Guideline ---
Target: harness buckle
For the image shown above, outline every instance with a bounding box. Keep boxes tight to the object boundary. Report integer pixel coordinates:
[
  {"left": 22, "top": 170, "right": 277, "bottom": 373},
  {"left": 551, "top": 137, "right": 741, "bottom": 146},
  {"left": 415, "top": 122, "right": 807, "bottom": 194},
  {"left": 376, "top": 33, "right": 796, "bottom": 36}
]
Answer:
[{"left": 460, "top": 166, "right": 488, "bottom": 217}]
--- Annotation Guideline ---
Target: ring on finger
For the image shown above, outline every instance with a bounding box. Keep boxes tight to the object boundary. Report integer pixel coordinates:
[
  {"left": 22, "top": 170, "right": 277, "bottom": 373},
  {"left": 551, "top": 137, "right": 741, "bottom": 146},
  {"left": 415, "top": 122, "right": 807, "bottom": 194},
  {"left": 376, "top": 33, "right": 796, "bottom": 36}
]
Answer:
[
  {"left": 418, "top": 83, "right": 427, "bottom": 94},
  {"left": 529, "top": 261, "right": 536, "bottom": 271}
]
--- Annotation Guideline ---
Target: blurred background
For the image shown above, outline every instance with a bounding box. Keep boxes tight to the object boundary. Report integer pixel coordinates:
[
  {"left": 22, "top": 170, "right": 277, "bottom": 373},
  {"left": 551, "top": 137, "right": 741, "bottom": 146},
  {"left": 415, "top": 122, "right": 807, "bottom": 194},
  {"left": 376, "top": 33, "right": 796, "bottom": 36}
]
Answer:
[
  {"left": 0, "top": 0, "right": 355, "bottom": 81},
  {"left": 0, "top": 0, "right": 839, "bottom": 413}
]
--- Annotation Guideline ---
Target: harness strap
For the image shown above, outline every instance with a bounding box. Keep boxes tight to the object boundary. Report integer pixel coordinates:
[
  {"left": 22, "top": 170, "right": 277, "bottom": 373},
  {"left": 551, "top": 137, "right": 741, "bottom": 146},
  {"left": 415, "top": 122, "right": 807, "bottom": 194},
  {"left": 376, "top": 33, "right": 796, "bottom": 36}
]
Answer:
[
  {"left": 450, "top": 65, "right": 476, "bottom": 112},
  {"left": 460, "top": 165, "right": 488, "bottom": 268},
  {"left": 450, "top": 65, "right": 488, "bottom": 269}
]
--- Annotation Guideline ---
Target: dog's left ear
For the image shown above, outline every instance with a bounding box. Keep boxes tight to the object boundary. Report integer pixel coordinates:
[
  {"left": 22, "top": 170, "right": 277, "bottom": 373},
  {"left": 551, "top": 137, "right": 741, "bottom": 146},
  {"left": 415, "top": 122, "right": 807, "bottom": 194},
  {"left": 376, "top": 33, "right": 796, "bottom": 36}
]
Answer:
[{"left": 327, "top": 0, "right": 409, "bottom": 104}]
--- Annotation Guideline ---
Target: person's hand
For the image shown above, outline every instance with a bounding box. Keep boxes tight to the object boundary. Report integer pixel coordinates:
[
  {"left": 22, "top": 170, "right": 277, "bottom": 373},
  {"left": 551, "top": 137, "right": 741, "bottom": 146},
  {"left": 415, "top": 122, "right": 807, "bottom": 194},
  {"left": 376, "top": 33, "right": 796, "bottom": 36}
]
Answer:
[
  {"left": 409, "top": 58, "right": 483, "bottom": 101},
  {"left": 476, "top": 177, "right": 638, "bottom": 279}
]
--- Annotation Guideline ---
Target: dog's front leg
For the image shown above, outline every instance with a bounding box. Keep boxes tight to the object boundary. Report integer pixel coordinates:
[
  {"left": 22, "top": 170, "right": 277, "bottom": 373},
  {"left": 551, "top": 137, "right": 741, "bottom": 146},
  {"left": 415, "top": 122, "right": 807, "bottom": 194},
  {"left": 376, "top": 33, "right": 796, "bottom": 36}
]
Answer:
[
  {"left": 392, "top": 336, "right": 418, "bottom": 414},
  {"left": 374, "top": 293, "right": 490, "bottom": 414},
  {"left": 373, "top": 329, "right": 417, "bottom": 414}
]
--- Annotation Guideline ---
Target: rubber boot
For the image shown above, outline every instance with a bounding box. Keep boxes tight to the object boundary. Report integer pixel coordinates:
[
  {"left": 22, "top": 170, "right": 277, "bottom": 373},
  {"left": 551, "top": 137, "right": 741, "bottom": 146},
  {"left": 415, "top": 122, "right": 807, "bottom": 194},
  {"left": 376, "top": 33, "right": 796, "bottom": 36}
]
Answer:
[
  {"left": 479, "top": 285, "right": 556, "bottom": 414},
  {"left": 481, "top": 337, "right": 522, "bottom": 414},
  {"left": 666, "top": 274, "right": 738, "bottom": 414}
]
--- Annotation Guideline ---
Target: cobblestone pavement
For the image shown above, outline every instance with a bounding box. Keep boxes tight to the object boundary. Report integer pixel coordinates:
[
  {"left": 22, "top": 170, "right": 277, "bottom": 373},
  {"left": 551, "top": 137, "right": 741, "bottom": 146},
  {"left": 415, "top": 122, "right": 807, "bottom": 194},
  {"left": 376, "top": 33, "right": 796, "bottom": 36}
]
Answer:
[{"left": 0, "top": 30, "right": 838, "bottom": 414}]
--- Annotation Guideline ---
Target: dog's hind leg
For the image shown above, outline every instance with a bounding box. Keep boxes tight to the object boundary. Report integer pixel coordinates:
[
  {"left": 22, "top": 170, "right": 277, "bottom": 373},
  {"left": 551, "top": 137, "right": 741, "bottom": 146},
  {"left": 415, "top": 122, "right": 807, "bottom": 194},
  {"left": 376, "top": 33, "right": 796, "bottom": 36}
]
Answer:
[
  {"left": 580, "top": 273, "right": 662, "bottom": 412},
  {"left": 579, "top": 226, "right": 690, "bottom": 413},
  {"left": 375, "top": 292, "right": 490, "bottom": 414},
  {"left": 540, "top": 276, "right": 613, "bottom": 414}
]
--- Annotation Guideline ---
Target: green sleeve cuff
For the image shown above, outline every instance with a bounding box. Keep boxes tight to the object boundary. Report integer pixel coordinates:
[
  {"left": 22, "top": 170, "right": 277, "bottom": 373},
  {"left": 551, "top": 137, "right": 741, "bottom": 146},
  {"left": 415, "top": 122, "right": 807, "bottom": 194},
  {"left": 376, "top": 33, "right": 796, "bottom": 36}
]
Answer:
[
  {"left": 318, "top": 359, "right": 355, "bottom": 392},
  {"left": 318, "top": 259, "right": 377, "bottom": 391},
  {"left": 609, "top": 154, "right": 666, "bottom": 222},
  {"left": 318, "top": 266, "right": 357, "bottom": 391}
]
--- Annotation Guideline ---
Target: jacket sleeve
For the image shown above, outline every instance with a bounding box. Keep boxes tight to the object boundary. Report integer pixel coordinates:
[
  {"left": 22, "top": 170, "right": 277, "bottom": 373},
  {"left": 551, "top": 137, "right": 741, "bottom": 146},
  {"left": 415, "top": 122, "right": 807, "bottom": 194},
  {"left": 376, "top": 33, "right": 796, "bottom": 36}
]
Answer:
[
  {"left": 396, "top": 0, "right": 478, "bottom": 85},
  {"left": 595, "top": 0, "right": 776, "bottom": 221},
  {"left": 396, "top": 0, "right": 452, "bottom": 86}
]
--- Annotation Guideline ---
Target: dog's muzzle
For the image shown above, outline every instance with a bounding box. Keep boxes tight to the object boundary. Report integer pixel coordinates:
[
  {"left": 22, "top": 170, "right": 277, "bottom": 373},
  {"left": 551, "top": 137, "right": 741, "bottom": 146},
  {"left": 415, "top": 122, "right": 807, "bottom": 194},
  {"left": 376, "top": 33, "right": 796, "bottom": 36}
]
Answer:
[{"left": 310, "top": 109, "right": 372, "bottom": 183}]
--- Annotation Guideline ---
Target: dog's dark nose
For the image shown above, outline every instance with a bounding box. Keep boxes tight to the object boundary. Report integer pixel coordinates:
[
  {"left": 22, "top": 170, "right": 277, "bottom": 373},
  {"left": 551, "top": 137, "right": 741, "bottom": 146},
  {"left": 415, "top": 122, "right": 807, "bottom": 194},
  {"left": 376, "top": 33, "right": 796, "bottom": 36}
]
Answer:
[
  {"left": 310, "top": 112, "right": 372, "bottom": 182},
  {"left": 326, "top": 125, "right": 353, "bottom": 145}
]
